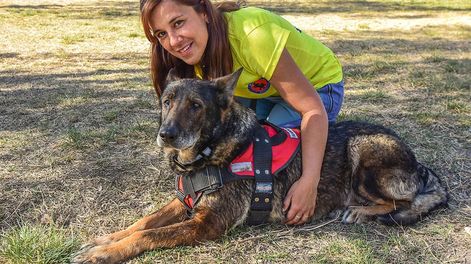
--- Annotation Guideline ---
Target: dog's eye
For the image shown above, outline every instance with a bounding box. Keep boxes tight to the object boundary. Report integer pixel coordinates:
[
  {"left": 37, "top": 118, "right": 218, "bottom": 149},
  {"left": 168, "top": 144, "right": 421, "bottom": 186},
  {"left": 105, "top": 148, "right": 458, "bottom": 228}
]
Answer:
[
  {"left": 163, "top": 99, "right": 170, "bottom": 107},
  {"left": 192, "top": 102, "right": 201, "bottom": 110}
]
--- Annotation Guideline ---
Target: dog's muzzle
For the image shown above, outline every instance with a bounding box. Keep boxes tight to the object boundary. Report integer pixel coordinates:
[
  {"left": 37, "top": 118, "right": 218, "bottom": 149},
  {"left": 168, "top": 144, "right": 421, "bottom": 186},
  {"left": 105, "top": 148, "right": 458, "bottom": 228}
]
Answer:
[
  {"left": 157, "top": 125, "right": 178, "bottom": 146},
  {"left": 157, "top": 125, "right": 198, "bottom": 150}
]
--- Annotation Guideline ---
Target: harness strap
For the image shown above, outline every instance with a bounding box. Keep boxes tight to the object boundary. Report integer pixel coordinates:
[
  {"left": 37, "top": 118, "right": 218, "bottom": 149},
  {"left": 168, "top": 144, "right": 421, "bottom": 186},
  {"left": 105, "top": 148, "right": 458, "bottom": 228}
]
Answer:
[
  {"left": 175, "top": 166, "right": 236, "bottom": 216},
  {"left": 247, "top": 125, "right": 273, "bottom": 225},
  {"left": 189, "top": 166, "right": 224, "bottom": 194}
]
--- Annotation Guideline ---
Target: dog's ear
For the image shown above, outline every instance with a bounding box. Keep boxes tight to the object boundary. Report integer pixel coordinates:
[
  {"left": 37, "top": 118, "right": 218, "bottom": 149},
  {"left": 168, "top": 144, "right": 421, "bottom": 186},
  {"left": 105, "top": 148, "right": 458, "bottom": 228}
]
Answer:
[
  {"left": 214, "top": 68, "right": 243, "bottom": 94},
  {"left": 165, "top": 68, "right": 180, "bottom": 85}
]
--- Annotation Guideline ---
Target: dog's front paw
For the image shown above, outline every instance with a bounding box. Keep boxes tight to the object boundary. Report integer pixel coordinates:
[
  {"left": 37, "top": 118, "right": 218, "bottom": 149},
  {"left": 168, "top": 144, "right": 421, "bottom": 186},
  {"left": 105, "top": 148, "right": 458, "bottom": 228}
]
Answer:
[
  {"left": 77, "top": 242, "right": 97, "bottom": 252},
  {"left": 341, "top": 207, "right": 370, "bottom": 224},
  {"left": 93, "top": 234, "right": 116, "bottom": 245},
  {"left": 71, "top": 245, "right": 112, "bottom": 264}
]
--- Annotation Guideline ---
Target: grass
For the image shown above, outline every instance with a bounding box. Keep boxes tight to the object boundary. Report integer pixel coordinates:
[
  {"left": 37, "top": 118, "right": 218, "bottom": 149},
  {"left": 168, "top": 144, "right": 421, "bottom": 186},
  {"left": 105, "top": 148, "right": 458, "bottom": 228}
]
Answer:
[
  {"left": 103, "top": 110, "right": 120, "bottom": 123},
  {"left": 0, "top": 225, "right": 79, "bottom": 264},
  {"left": 0, "top": 0, "right": 470, "bottom": 263},
  {"left": 312, "top": 239, "right": 376, "bottom": 263},
  {"left": 64, "top": 127, "right": 89, "bottom": 149}
]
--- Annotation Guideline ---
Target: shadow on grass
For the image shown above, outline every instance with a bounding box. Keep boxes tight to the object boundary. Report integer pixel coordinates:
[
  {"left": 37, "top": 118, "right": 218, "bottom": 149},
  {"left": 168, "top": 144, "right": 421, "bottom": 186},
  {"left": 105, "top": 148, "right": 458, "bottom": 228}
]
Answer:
[
  {"left": 2, "top": 0, "right": 470, "bottom": 19},
  {"left": 1, "top": 1, "right": 139, "bottom": 19},
  {"left": 0, "top": 53, "right": 19, "bottom": 59},
  {"left": 0, "top": 51, "right": 153, "bottom": 129},
  {"left": 1, "top": 4, "right": 63, "bottom": 9},
  {"left": 0, "top": 50, "right": 168, "bottom": 231},
  {"left": 333, "top": 38, "right": 470, "bottom": 56},
  {"left": 0, "top": 68, "right": 147, "bottom": 89},
  {"left": 0, "top": 149, "right": 169, "bottom": 230}
]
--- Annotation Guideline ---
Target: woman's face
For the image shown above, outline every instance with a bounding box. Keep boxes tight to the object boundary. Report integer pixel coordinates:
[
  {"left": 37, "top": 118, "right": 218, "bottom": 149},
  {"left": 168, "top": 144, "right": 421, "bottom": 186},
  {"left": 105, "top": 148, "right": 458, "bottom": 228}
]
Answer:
[{"left": 150, "top": 0, "right": 209, "bottom": 65}]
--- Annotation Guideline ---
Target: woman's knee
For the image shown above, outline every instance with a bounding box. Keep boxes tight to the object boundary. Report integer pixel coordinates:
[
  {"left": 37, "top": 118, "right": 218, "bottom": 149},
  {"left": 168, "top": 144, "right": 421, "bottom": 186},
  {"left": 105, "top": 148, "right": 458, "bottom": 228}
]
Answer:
[{"left": 266, "top": 100, "right": 301, "bottom": 128}]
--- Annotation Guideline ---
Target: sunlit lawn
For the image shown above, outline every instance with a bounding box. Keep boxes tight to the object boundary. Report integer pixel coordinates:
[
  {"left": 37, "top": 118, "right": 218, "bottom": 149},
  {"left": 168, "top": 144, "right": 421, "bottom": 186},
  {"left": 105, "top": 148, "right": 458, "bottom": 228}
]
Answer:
[{"left": 0, "top": 0, "right": 470, "bottom": 263}]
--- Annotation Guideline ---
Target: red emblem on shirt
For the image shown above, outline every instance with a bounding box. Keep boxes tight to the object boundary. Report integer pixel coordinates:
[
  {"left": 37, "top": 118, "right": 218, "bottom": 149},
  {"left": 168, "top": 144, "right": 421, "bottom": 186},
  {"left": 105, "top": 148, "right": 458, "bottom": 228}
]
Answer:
[{"left": 248, "top": 78, "right": 270, "bottom": 94}]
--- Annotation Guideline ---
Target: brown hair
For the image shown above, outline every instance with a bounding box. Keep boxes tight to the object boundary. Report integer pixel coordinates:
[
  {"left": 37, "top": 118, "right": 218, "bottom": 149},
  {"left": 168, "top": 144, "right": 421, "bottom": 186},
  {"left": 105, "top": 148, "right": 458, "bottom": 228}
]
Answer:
[{"left": 140, "top": 0, "right": 243, "bottom": 97}]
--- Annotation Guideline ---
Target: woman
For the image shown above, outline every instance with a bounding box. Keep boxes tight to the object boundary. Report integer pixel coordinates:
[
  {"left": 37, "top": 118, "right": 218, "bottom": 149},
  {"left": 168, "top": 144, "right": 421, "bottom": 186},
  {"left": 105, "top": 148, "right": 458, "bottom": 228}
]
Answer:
[{"left": 140, "top": 0, "right": 344, "bottom": 225}]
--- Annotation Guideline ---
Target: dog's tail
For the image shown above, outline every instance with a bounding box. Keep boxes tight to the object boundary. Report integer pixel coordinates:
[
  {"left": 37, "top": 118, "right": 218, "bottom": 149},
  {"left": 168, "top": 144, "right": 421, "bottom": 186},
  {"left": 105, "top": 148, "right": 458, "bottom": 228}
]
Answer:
[{"left": 378, "top": 163, "right": 449, "bottom": 225}]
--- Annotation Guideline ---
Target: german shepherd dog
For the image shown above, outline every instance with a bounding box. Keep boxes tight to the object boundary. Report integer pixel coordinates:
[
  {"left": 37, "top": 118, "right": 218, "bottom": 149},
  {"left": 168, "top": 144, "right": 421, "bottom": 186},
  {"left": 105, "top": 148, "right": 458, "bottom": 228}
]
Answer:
[{"left": 72, "top": 70, "right": 448, "bottom": 263}]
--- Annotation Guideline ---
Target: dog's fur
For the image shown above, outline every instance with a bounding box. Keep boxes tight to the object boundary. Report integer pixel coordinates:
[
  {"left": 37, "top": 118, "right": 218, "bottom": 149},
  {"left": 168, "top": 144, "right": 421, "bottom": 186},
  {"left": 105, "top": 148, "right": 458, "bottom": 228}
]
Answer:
[{"left": 72, "top": 70, "right": 448, "bottom": 263}]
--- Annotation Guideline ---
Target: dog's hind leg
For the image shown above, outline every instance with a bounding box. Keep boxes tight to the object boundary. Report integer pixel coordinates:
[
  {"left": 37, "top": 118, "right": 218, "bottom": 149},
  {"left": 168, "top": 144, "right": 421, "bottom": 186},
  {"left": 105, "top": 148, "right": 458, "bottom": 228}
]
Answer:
[
  {"left": 89, "top": 199, "right": 188, "bottom": 246},
  {"left": 347, "top": 134, "right": 444, "bottom": 225},
  {"left": 346, "top": 164, "right": 424, "bottom": 225},
  {"left": 72, "top": 206, "right": 226, "bottom": 264},
  {"left": 350, "top": 163, "right": 447, "bottom": 225},
  {"left": 378, "top": 164, "right": 448, "bottom": 225}
]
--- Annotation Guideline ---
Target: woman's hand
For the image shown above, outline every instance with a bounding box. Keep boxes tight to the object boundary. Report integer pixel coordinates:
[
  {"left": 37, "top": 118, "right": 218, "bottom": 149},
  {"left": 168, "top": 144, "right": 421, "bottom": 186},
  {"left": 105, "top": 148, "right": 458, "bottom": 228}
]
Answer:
[
  {"left": 283, "top": 175, "right": 318, "bottom": 225},
  {"left": 269, "top": 48, "right": 328, "bottom": 226}
]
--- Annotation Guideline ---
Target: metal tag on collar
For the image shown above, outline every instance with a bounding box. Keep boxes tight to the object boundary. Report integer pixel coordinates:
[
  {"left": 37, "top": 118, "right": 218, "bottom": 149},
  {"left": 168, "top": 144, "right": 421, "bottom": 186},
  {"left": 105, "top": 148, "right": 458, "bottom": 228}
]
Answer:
[
  {"left": 201, "top": 147, "right": 212, "bottom": 157},
  {"left": 185, "top": 147, "right": 212, "bottom": 164},
  {"left": 173, "top": 147, "right": 212, "bottom": 170}
]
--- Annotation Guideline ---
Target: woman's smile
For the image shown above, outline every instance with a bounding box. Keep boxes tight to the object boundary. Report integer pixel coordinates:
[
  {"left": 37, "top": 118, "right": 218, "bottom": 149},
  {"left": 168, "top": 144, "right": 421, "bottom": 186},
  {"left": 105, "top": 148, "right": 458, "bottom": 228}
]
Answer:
[{"left": 150, "top": 0, "right": 208, "bottom": 65}]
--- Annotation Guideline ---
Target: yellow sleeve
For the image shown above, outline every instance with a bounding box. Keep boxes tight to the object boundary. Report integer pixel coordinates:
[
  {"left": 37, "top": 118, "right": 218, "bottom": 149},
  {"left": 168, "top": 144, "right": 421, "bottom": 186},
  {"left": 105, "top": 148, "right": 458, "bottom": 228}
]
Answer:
[{"left": 240, "top": 23, "right": 290, "bottom": 79}]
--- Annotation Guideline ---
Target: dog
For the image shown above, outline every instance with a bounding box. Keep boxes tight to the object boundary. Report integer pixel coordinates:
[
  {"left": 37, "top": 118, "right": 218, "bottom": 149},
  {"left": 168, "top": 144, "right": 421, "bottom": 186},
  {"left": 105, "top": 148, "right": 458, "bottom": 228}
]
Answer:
[{"left": 72, "top": 69, "right": 448, "bottom": 263}]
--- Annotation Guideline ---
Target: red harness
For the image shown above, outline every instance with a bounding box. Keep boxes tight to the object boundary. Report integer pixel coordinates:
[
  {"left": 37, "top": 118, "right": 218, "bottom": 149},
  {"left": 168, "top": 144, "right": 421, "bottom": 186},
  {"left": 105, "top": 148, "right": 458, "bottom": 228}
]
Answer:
[
  {"left": 229, "top": 125, "right": 301, "bottom": 177},
  {"left": 176, "top": 124, "right": 300, "bottom": 211}
]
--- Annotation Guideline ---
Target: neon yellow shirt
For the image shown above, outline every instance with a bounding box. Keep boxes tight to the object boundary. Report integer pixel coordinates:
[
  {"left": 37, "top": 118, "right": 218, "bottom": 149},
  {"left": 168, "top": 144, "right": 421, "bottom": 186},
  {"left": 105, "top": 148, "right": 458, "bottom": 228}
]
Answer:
[{"left": 196, "top": 7, "right": 343, "bottom": 99}]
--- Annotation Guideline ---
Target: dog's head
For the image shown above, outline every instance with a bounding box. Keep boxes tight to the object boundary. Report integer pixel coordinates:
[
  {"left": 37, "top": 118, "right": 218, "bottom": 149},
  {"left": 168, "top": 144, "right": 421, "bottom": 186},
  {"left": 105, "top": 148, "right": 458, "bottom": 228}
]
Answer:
[{"left": 157, "top": 69, "right": 242, "bottom": 154}]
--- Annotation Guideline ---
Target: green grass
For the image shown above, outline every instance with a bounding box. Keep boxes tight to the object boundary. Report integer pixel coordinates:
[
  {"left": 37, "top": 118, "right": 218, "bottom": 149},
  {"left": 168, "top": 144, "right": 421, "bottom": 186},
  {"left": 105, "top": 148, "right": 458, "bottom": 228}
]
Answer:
[
  {"left": 128, "top": 33, "right": 142, "bottom": 38},
  {"left": 131, "top": 98, "right": 155, "bottom": 109},
  {"left": 0, "top": 225, "right": 79, "bottom": 264},
  {"left": 6, "top": 8, "right": 46, "bottom": 17},
  {"left": 356, "top": 89, "right": 390, "bottom": 102},
  {"left": 64, "top": 127, "right": 89, "bottom": 149},
  {"left": 103, "top": 110, "right": 120, "bottom": 123},
  {"left": 257, "top": 251, "right": 291, "bottom": 261},
  {"left": 337, "top": 111, "right": 377, "bottom": 123},
  {"left": 312, "top": 239, "right": 376, "bottom": 263},
  {"left": 413, "top": 112, "right": 441, "bottom": 125},
  {"left": 127, "top": 121, "right": 157, "bottom": 139},
  {"left": 61, "top": 35, "right": 87, "bottom": 45}
]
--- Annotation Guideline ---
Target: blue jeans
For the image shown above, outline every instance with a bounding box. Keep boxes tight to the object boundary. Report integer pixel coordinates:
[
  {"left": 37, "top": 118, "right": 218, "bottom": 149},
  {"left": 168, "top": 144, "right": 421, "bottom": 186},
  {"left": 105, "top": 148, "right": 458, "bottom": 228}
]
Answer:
[{"left": 236, "top": 80, "right": 344, "bottom": 128}]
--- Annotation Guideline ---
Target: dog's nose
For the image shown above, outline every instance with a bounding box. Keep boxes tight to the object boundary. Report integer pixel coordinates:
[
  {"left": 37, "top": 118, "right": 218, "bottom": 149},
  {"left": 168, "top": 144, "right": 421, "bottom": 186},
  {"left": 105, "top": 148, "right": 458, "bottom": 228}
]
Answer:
[{"left": 159, "top": 127, "right": 177, "bottom": 143}]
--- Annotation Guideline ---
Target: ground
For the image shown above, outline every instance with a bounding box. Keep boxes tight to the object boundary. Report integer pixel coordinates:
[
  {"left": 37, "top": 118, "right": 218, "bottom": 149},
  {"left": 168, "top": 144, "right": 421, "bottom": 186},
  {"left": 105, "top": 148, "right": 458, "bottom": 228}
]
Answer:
[{"left": 0, "top": 0, "right": 470, "bottom": 263}]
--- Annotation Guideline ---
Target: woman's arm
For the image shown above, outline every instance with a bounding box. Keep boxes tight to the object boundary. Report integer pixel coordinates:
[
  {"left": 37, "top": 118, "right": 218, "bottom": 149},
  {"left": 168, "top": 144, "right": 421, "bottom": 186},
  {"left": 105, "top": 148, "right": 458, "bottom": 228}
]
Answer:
[{"left": 270, "top": 48, "right": 328, "bottom": 225}]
